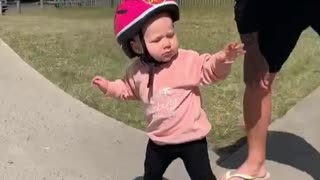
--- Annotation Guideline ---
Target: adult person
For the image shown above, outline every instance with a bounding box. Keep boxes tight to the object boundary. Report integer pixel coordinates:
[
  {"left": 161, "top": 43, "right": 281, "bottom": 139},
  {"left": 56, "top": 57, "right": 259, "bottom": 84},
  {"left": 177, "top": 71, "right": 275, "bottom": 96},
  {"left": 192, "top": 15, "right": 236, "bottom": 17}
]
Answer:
[{"left": 223, "top": 0, "right": 320, "bottom": 179}]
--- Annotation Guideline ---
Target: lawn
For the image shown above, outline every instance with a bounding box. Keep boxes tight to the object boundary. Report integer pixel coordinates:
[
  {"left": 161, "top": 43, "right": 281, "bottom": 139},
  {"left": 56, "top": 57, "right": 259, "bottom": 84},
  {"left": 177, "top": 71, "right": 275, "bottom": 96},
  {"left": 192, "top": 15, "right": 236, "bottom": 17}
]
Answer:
[{"left": 0, "top": 7, "right": 319, "bottom": 149}]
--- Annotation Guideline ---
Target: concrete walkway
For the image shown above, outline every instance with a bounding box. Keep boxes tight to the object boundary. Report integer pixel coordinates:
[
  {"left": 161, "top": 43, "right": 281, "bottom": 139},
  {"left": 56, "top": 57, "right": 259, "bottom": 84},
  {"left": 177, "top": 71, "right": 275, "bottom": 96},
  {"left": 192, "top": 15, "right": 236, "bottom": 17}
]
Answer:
[
  {"left": 0, "top": 38, "right": 319, "bottom": 179},
  {"left": 0, "top": 39, "right": 190, "bottom": 179},
  {"left": 218, "top": 86, "right": 320, "bottom": 180}
]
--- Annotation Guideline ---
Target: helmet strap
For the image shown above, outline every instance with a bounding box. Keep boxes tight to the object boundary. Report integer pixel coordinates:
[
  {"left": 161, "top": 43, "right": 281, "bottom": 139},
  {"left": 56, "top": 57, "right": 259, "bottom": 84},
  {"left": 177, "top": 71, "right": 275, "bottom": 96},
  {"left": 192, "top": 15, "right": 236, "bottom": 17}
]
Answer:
[
  {"left": 138, "top": 31, "right": 158, "bottom": 65},
  {"left": 138, "top": 31, "right": 162, "bottom": 99}
]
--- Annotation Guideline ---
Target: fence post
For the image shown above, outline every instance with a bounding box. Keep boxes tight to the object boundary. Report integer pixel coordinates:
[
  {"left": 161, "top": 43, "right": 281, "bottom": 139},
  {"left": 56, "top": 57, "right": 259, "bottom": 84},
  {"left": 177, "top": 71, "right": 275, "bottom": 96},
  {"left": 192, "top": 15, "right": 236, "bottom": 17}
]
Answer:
[
  {"left": 110, "top": 0, "right": 114, "bottom": 8},
  {"left": 40, "top": 0, "right": 43, "bottom": 9},
  {"left": 58, "top": 0, "right": 62, "bottom": 8},
  {"left": 17, "top": 0, "right": 21, "bottom": 14},
  {"left": 0, "top": 1, "right": 2, "bottom": 16}
]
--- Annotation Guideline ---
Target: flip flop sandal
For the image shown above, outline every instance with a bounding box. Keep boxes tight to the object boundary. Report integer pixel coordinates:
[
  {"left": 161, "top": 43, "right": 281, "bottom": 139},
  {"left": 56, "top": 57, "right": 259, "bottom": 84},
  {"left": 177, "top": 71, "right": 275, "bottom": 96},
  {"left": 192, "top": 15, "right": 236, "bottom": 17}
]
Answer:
[{"left": 225, "top": 170, "right": 271, "bottom": 180}]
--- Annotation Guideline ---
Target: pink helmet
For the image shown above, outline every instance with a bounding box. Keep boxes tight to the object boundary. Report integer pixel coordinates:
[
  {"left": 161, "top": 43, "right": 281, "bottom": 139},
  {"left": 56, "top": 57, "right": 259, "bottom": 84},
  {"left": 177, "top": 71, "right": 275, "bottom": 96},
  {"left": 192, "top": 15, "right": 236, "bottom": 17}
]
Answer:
[{"left": 114, "top": 0, "right": 179, "bottom": 58}]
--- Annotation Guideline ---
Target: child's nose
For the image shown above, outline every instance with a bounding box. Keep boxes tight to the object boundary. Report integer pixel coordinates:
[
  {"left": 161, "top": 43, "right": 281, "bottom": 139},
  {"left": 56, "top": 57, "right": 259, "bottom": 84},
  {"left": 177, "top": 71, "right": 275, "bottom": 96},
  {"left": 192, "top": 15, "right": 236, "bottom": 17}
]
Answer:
[{"left": 163, "top": 39, "right": 171, "bottom": 49}]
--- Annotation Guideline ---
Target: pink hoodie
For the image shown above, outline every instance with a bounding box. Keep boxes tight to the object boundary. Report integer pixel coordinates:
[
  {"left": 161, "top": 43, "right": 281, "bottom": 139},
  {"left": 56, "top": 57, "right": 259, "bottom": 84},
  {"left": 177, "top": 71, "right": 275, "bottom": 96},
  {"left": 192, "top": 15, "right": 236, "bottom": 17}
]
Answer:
[{"left": 104, "top": 49, "right": 233, "bottom": 145}]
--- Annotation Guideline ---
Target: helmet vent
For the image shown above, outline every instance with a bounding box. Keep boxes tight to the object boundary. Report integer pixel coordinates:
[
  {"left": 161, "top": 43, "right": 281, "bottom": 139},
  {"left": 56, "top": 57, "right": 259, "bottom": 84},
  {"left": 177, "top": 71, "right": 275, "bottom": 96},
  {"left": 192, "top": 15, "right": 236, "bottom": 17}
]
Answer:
[{"left": 116, "top": 9, "right": 128, "bottom": 14}]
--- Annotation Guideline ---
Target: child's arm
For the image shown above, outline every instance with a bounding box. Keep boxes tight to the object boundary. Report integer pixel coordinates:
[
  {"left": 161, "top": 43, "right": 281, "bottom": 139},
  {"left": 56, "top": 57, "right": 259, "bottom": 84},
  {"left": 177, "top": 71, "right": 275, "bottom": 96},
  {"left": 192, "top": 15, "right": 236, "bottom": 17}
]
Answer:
[
  {"left": 92, "top": 71, "right": 138, "bottom": 101},
  {"left": 199, "top": 42, "right": 245, "bottom": 85}
]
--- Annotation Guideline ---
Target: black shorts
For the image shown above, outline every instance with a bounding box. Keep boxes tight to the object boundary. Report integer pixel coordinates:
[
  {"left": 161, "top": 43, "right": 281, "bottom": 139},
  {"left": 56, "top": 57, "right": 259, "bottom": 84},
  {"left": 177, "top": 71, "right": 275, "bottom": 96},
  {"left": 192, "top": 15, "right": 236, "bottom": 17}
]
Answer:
[{"left": 234, "top": 0, "right": 320, "bottom": 73}]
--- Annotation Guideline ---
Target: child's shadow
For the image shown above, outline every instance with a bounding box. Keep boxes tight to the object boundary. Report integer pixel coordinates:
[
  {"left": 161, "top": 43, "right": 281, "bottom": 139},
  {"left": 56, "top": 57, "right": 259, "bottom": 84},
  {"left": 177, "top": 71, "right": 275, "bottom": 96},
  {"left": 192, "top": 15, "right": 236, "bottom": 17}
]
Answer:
[
  {"left": 215, "top": 131, "right": 320, "bottom": 180},
  {"left": 133, "top": 177, "right": 169, "bottom": 180}
]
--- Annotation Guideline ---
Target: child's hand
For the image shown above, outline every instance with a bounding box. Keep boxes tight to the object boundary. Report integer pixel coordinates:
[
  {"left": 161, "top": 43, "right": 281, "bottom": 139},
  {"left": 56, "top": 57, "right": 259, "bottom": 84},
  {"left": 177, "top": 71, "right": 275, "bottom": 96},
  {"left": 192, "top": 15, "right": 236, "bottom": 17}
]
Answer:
[
  {"left": 223, "top": 42, "right": 246, "bottom": 62},
  {"left": 91, "top": 76, "right": 109, "bottom": 94}
]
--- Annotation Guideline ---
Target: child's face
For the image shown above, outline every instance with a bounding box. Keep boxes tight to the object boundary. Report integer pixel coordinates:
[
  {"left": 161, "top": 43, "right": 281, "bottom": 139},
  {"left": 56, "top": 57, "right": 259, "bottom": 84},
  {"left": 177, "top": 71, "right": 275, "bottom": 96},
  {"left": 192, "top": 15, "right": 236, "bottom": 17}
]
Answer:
[
  {"left": 132, "top": 13, "right": 179, "bottom": 63},
  {"left": 143, "top": 13, "right": 179, "bottom": 62}
]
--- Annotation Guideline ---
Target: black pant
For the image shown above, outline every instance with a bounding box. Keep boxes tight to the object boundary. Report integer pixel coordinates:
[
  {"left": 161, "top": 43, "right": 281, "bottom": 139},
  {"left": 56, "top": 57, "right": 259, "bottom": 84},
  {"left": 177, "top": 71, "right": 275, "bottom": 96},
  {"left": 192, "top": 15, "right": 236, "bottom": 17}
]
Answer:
[{"left": 144, "top": 138, "right": 216, "bottom": 180}]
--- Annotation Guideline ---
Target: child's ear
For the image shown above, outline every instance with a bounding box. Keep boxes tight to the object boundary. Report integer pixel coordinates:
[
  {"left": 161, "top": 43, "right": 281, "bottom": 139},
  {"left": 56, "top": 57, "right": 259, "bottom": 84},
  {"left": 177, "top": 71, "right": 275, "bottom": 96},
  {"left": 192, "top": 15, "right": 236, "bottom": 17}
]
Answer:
[{"left": 130, "top": 39, "right": 143, "bottom": 55}]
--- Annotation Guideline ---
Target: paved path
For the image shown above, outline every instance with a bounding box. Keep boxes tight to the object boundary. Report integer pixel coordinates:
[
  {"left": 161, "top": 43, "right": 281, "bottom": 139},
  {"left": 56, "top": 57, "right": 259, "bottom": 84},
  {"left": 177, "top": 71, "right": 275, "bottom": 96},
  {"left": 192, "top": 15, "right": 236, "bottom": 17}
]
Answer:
[
  {"left": 218, "top": 85, "right": 320, "bottom": 179},
  {"left": 1, "top": 39, "right": 319, "bottom": 179}
]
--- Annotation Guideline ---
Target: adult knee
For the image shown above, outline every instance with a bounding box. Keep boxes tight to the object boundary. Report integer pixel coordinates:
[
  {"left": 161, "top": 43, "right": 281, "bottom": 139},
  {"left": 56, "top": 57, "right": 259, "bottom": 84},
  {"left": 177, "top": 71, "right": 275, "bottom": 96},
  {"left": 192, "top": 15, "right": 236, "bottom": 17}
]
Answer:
[{"left": 243, "top": 73, "right": 275, "bottom": 93}]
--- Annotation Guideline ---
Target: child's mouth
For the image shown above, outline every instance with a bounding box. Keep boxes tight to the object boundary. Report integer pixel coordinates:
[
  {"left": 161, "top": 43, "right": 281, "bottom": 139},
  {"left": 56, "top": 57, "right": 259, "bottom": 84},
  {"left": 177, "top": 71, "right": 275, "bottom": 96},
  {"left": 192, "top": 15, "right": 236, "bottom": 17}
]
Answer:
[{"left": 162, "top": 51, "right": 172, "bottom": 58}]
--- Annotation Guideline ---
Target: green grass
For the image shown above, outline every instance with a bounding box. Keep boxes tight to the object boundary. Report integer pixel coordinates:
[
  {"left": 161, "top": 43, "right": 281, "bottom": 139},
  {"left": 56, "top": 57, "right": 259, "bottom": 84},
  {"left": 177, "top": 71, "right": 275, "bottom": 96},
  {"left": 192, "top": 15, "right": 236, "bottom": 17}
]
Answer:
[{"left": 0, "top": 7, "right": 320, "bottom": 149}]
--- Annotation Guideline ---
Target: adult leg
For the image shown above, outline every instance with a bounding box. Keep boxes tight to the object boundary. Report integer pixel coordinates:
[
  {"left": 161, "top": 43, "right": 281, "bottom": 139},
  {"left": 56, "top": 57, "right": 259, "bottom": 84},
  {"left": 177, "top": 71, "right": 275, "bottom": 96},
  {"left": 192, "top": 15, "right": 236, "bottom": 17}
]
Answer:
[
  {"left": 222, "top": 22, "right": 307, "bottom": 180},
  {"left": 227, "top": 32, "right": 276, "bottom": 180},
  {"left": 221, "top": 0, "right": 275, "bottom": 177},
  {"left": 241, "top": 31, "right": 276, "bottom": 173}
]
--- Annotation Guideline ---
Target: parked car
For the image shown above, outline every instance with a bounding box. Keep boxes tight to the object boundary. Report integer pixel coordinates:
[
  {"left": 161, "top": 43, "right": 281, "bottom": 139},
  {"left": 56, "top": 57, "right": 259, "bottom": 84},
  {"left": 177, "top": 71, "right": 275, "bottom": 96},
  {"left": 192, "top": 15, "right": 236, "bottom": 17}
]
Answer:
[{"left": 1, "top": 0, "right": 8, "bottom": 14}]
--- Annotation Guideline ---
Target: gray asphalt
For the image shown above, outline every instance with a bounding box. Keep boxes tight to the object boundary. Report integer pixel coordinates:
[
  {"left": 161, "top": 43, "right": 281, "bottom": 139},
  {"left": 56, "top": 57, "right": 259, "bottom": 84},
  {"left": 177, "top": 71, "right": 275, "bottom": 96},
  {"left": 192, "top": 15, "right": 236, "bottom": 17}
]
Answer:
[{"left": 1, "top": 38, "right": 319, "bottom": 179}]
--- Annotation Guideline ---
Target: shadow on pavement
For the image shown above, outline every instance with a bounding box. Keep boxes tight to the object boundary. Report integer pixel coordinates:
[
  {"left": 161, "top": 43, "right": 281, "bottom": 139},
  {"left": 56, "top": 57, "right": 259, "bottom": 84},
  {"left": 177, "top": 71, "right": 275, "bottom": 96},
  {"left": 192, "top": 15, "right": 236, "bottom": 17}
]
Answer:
[{"left": 215, "top": 131, "right": 320, "bottom": 180}]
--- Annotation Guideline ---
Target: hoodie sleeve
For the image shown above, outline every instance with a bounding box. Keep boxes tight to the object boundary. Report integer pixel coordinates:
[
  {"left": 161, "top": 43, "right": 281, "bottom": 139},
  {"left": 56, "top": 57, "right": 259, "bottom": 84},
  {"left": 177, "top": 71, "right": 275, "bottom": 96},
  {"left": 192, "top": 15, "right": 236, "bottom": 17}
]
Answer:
[
  {"left": 198, "top": 50, "right": 233, "bottom": 86},
  {"left": 104, "top": 67, "right": 139, "bottom": 101}
]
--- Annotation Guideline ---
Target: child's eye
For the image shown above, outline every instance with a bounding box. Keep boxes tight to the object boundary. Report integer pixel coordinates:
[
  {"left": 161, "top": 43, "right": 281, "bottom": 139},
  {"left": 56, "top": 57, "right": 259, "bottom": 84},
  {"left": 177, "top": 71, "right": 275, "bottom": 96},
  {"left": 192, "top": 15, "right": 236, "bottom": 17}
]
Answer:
[
  {"left": 167, "top": 32, "right": 175, "bottom": 38},
  {"left": 151, "top": 37, "right": 161, "bottom": 43}
]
